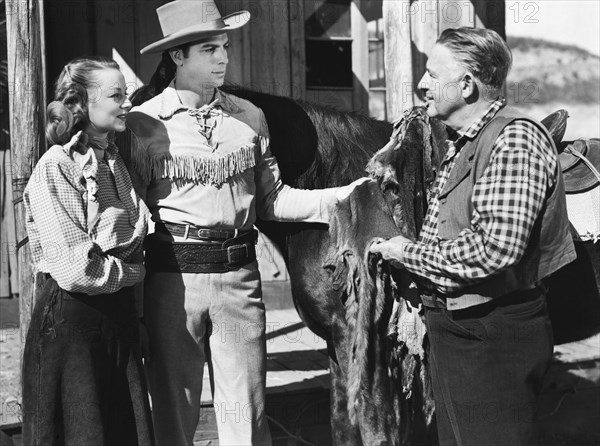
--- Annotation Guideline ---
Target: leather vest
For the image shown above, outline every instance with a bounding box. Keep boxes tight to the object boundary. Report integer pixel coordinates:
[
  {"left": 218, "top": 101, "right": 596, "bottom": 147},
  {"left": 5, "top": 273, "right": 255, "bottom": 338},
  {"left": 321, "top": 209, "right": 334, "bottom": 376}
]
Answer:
[{"left": 437, "top": 106, "right": 576, "bottom": 310}]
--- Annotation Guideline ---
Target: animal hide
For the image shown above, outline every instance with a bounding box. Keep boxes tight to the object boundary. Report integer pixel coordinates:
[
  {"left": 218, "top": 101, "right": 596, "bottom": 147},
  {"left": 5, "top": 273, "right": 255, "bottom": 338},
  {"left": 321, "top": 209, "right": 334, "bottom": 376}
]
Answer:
[{"left": 324, "top": 180, "right": 434, "bottom": 445}]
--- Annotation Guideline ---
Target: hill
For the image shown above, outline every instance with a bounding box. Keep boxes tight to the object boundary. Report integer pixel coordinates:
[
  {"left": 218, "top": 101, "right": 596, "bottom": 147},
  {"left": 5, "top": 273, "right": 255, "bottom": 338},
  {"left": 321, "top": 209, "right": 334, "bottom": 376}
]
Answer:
[{"left": 507, "top": 36, "right": 600, "bottom": 107}]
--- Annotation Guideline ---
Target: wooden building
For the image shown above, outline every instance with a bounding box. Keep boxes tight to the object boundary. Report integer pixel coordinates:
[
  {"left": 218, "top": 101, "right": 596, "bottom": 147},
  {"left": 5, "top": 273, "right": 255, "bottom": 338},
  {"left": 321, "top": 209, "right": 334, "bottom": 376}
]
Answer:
[
  {"left": 4, "top": 4, "right": 600, "bottom": 445},
  {"left": 41, "top": 0, "right": 504, "bottom": 119},
  {"left": 2, "top": 0, "right": 506, "bottom": 301}
]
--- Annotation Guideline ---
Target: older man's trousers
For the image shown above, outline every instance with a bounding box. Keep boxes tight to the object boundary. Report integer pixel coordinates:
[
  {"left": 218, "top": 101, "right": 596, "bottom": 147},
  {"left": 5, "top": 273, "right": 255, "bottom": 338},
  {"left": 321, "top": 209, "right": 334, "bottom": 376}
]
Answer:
[
  {"left": 424, "top": 289, "right": 553, "bottom": 446},
  {"left": 143, "top": 260, "right": 272, "bottom": 446}
]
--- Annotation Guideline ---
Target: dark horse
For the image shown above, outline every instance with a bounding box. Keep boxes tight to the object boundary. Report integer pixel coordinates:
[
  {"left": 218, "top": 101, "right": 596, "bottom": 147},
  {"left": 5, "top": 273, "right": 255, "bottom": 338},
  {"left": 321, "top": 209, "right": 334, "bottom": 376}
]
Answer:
[
  {"left": 223, "top": 87, "right": 449, "bottom": 445},
  {"left": 127, "top": 86, "right": 599, "bottom": 445},
  {"left": 125, "top": 83, "right": 444, "bottom": 444}
]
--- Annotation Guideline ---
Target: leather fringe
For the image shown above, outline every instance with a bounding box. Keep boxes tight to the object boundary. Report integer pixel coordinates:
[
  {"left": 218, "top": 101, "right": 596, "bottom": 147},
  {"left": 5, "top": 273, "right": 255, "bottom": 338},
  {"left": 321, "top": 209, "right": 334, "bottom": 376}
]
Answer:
[{"left": 130, "top": 135, "right": 263, "bottom": 186}]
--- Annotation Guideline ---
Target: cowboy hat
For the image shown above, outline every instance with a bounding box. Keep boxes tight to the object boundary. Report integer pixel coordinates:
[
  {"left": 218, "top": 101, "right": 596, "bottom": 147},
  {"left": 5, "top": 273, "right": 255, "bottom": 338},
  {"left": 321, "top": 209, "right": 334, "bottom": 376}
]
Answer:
[
  {"left": 559, "top": 138, "right": 600, "bottom": 194},
  {"left": 140, "top": 0, "right": 250, "bottom": 55}
]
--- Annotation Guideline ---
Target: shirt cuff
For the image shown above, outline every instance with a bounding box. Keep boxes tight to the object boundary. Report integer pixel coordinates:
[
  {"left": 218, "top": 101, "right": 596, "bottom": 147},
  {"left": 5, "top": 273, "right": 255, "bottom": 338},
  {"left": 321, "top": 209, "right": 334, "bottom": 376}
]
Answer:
[
  {"left": 319, "top": 188, "right": 341, "bottom": 224},
  {"left": 401, "top": 241, "right": 422, "bottom": 273}
]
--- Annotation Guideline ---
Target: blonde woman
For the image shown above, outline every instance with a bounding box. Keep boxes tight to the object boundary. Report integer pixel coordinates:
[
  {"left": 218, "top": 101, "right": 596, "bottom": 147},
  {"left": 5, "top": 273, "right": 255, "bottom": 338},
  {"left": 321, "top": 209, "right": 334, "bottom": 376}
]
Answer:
[{"left": 22, "top": 56, "right": 153, "bottom": 446}]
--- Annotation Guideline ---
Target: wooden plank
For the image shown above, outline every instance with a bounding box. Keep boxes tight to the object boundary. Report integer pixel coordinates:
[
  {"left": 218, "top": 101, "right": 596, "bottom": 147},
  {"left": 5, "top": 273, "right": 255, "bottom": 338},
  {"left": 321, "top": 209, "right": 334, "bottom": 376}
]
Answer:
[
  {"left": 1, "top": 149, "right": 18, "bottom": 299},
  {"left": 383, "top": 0, "right": 414, "bottom": 119},
  {"left": 438, "top": 0, "right": 476, "bottom": 31},
  {"left": 288, "top": 0, "right": 306, "bottom": 100},
  {"left": 134, "top": 0, "right": 164, "bottom": 83},
  {"left": 43, "top": 0, "right": 95, "bottom": 89},
  {"left": 94, "top": 0, "right": 140, "bottom": 90},
  {"left": 351, "top": 0, "right": 369, "bottom": 114},
  {"left": 474, "top": 0, "right": 487, "bottom": 29},
  {"left": 195, "top": 388, "right": 332, "bottom": 445},
  {"left": 474, "top": 0, "right": 506, "bottom": 37},
  {"left": 410, "top": 0, "right": 439, "bottom": 102},
  {"left": 488, "top": 0, "right": 506, "bottom": 39},
  {"left": 0, "top": 323, "right": 21, "bottom": 428},
  {"left": 247, "top": 1, "right": 291, "bottom": 96},
  {"left": 217, "top": 0, "right": 252, "bottom": 88},
  {"left": 5, "top": 0, "right": 45, "bottom": 375}
]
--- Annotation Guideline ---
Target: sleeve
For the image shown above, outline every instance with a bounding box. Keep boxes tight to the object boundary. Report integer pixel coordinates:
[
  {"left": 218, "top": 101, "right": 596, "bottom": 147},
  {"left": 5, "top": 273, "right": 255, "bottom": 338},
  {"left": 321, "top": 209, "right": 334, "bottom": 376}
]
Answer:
[
  {"left": 25, "top": 157, "right": 145, "bottom": 295},
  {"left": 401, "top": 120, "right": 555, "bottom": 294},
  {"left": 253, "top": 110, "right": 339, "bottom": 224}
]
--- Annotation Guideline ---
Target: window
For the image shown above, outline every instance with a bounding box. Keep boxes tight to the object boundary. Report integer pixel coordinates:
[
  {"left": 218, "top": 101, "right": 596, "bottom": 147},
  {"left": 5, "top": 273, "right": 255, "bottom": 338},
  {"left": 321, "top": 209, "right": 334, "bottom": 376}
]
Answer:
[
  {"left": 304, "top": 0, "right": 387, "bottom": 118},
  {"left": 305, "top": 0, "right": 353, "bottom": 110}
]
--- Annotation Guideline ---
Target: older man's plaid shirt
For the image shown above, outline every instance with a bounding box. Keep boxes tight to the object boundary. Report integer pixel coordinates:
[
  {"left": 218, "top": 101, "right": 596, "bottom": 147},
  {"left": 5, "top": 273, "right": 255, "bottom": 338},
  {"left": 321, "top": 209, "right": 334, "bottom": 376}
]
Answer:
[{"left": 402, "top": 98, "right": 558, "bottom": 294}]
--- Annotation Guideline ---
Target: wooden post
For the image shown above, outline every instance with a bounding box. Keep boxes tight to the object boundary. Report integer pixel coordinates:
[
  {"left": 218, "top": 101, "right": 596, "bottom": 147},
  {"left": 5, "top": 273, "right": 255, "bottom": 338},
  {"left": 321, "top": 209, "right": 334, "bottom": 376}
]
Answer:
[
  {"left": 5, "top": 0, "right": 46, "bottom": 361},
  {"left": 411, "top": 0, "right": 439, "bottom": 92},
  {"left": 384, "top": 0, "right": 506, "bottom": 119},
  {"left": 288, "top": 0, "right": 306, "bottom": 101},
  {"left": 383, "top": 0, "right": 414, "bottom": 120},
  {"left": 351, "top": 0, "right": 369, "bottom": 114}
]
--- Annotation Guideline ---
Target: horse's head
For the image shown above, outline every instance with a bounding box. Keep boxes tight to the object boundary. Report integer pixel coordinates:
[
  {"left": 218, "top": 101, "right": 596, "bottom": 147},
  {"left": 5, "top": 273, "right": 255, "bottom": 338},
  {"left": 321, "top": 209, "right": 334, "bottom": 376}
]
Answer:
[{"left": 366, "top": 106, "right": 448, "bottom": 238}]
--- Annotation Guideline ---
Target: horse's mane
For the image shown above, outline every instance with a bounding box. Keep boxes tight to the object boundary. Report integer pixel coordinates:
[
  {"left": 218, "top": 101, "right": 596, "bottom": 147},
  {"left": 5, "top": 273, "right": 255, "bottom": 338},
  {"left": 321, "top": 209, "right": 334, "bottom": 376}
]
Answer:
[
  {"left": 221, "top": 86, "right": 393, "bottom": 189},
  {"left": 294, "top": 100, "right": 393, "bottom": 186}
]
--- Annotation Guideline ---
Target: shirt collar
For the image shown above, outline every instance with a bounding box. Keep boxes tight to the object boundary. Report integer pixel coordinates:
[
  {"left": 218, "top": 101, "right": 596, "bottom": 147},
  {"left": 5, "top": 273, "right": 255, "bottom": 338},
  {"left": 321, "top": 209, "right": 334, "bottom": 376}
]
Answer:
[
  {"left": 158, "top": 82, "right": 241, "bottom": 119},
  {"left": 456, "top": 96, "right": 506, "bottom": 143}
]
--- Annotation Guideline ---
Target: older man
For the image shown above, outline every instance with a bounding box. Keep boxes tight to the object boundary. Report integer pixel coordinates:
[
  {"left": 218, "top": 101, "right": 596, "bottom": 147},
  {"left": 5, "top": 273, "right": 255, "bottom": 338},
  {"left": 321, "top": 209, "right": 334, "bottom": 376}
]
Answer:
[{"left": 371, "top": 27, "right": 575, "bottom": 445}]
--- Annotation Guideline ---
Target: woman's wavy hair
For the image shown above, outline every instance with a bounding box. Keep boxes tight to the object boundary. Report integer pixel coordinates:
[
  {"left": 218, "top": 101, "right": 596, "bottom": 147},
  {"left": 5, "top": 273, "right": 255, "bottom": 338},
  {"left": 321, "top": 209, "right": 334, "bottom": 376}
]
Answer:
[
  {"left": 46, "top": 56, "right": 120, "bottom": 145},
  {"left": 437, "top": 27, "right": 512, "bottom": 96},
  {"left": 129, "top": 45, "right": 190, "bottom": 107}
]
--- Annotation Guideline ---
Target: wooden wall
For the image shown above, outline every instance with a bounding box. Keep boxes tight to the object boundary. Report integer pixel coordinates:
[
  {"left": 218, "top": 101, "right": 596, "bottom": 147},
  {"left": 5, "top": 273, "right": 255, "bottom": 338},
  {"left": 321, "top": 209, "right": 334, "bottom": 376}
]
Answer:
[
  {"left": 6, "top": 0, "right": 507, "bottom": 301},
  {"left": 41, "top": 0, "right": 300, "bottom": 291},
  {"left": 384, "top": 0, "right": 505, "bottom": 119},
  {"left": 43, "top": 0, "right": 304, "bottom": 99}
]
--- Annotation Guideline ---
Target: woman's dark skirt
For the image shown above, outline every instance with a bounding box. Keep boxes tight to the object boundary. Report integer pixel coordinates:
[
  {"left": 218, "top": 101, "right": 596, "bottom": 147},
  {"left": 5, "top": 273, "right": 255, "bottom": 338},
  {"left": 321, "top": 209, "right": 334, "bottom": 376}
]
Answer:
[{"left": 21, "top": 277, "right": 154, "bottom": 446}]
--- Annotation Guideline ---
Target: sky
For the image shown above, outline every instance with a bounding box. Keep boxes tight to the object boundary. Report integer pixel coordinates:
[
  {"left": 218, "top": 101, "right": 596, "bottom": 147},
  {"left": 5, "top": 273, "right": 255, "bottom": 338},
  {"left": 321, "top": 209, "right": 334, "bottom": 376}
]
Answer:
[{"left": 505, "top": 0, "right": 600, "bottom": 56}]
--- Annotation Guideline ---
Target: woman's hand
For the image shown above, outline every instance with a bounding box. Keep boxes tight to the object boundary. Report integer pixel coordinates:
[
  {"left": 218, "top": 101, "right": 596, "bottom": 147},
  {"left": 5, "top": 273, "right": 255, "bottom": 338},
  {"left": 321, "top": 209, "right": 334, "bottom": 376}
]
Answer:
[{"left": 62, "top": 130, "right": 88, "bottom": 154}]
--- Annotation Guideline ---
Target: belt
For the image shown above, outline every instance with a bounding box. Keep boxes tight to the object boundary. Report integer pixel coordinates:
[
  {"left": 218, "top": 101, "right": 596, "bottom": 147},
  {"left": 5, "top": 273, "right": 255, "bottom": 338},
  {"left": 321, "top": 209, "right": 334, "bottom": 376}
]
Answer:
[
  {"left": 155, "top": 222, "right": 250, "bottom": 242},
  {"left": 422, "top": 285, "right": 545, "bottom": 315},
  {"left": 420, "top": 292, "right": 447, "bottom": 309},
  {"left": 145, "top": 230, "right": 258, "bottom": 273}
]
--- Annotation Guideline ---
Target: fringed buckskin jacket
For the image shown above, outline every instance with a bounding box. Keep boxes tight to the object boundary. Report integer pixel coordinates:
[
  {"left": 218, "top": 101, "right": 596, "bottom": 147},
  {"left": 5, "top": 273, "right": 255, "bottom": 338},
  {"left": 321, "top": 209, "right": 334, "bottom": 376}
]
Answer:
[{"left": 126, "top": 84, "right": 338, "bottom": 230}]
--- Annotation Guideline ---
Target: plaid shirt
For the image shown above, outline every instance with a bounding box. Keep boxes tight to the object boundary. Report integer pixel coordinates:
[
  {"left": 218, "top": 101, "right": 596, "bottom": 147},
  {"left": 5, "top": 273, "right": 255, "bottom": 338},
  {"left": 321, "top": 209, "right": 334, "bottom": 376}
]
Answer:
[
  {"left": 401, "top": 98, "right": 558, "bottom": 294},
  {"left": 24, "top": 143, "right": 149, "bottom": 295}
]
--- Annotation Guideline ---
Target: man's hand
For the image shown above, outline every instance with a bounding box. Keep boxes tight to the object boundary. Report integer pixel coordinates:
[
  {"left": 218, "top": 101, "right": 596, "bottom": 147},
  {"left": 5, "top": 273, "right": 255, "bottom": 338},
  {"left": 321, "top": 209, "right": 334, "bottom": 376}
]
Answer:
[
  {"left": 369, "top": 235, "right": 412, "bottom": 269},
  {"left": 336, "top": 177, "right": 373, "bottom": 201}
]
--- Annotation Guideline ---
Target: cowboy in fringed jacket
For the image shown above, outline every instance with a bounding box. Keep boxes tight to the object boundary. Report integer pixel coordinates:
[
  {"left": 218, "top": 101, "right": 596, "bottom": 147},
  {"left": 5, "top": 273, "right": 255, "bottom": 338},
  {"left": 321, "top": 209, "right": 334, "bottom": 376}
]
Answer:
[{"left": 125, "top": 1, "right": 368, "bottom": 445}]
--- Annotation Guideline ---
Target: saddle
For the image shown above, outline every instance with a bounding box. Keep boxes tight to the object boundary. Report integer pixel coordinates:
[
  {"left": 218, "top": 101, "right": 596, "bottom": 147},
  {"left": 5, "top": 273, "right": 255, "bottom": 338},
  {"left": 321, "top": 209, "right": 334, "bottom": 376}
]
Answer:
[
  {"left": 541, "top": 109, "right": 569, "bottom": 149},
  {"left": 540, "top": 110, "right": 600, "bottom": 344},
  {"left": 540, "top": 109, "right": 600, "bottom": 193}
]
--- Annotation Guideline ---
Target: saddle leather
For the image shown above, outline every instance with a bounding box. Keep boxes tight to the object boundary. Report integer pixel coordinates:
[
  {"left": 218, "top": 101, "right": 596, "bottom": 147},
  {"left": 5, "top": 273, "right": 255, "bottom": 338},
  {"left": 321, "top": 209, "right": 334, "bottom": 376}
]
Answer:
[{"left": 540, "top": 109, "right": 569, "bottom": 150}]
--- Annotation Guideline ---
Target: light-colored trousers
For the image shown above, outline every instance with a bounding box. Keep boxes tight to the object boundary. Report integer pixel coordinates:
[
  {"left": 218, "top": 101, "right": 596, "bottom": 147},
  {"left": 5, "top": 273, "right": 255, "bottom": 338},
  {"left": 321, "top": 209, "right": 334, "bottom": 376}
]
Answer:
[{"left": 143, "top": 261, "right": 272, "bottom": 446}]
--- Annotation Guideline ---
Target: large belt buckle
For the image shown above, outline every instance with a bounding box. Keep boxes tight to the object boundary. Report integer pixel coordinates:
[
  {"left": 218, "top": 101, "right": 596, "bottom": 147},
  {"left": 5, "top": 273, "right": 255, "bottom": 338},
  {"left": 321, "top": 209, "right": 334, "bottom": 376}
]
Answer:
[
  {"left": 227, "top": 244, "right": 249, "bottom": 264},
  {"left": 421, "top": 292, "right": 445, "bottom": 309},
  {"left": 197, "top": 229, "right": 213, "bottom": 240}
]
